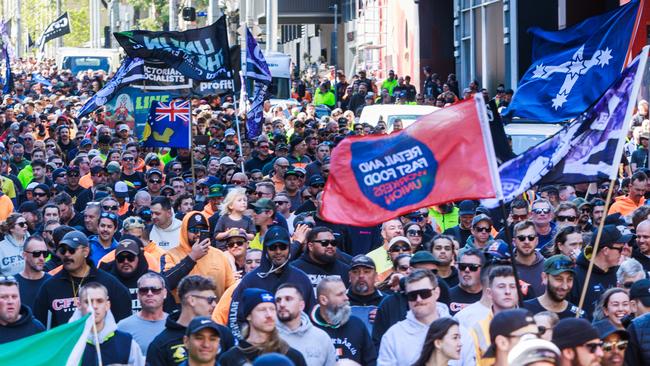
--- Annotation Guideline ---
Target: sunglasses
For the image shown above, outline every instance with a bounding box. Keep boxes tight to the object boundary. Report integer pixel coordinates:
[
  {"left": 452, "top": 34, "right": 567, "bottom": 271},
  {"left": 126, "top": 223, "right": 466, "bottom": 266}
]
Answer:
[
  {"left": 623, "top": 281, "right": 635, "bottom": 289},
  {"left": 397, "top": 265, "right": 410, "bottom": 272},
  {"left": 0, "top": 275, "right": 17, "bottom": 285},
  {"left": 511, "top": 214, "right": 528, "bottom": 221},
  {"left": 583, "top": 341, "right": 603, "bottom": 354},
  {"left": 473, "top": 226, "right": 490, "bottom": 233},
  {"left": 268, "top": 243, "right": 289, "bottom": 252},
  {"left": 101, "top": 212, "right": 118, "bottom": 220},
  {"left": 310, "top": 183, "right": 325, "bottom": 189},
  {"left": 580, "top": 207, "right": 592, "bottom": 214},
  {"left": 602, "top": 340, "right": 628, "bottom": 352},
  {"left": 227, "top": 240, "right": 246, "bottom": 248},
  {"left": 516, "top": 235, "right": 537, "bottom": 242},
  {"left": 33, "top": 192, "right": 48, "bottom": 197},
  {"left": 138, "top": 286, "right": 163, "bottom": 295},
  {"left": 556, "top": 215, "right": 577, "bottom": 222},
  {"left": 68, "top": 172, "right": 80, "bottom": 177},
  {"left": 102, "top": 205, "right": 119, "bottom": 211},
  {"left": 313, "top": 239, "right": 337, "bottom": 247},
  {"left": 122, "top": 156, "right": 134, "bottom": 162},
  {"left": 274, "top": 200, "right": 290, "bottom": 205},
  {"left": 458, "top": 263, "right": 481, "bottom": 272},
  {"left": 16, "top": 222, "right": 27, "bottom": 228},
  {"left": 532, "top": 208, "right": 552, "bottom": 215},
  {"left": 26, "top": 250, "right": 48, "bottom": 258},
  {"left": 57, "top": 245, "right": 77, "bottom": 255},
  {"left": 117, "top": 253, "right": 137, "bottom": 263},
  {"left": 225, "top": 148, "right": 236, "bottom": 152},
  {"left": 191, "top": 294, "right": 218, "bottom": 304},
  {"left": 406, "top": 229, "right": 422, "bottom": 236},
  {"left": 188, "top": 227, "right": 209, "bottom": 234},
  {"left": 389, "top": 245, "right": 411, "bottom": 253},
  {"left": 149, "top": 179, "right": 162, "bottom": 184},
  {"left": 408, "top": 214, "right": 426, "bottom": 222},
  {"left": 406, "top": 288, "right": 434, "bottom": 302}
]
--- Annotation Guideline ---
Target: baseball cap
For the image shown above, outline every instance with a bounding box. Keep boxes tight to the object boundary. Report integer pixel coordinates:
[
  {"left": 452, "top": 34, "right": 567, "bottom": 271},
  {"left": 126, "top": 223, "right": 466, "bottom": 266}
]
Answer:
[
  {"left": 543, "top": 255, "right": 576, "bottom": 276},
  {"left": 483, "top": 309, "right": 537, "bottom": 358},
  {"left": 253, "top": 354, "right": 294, "bottom": 366},
  {"left": 388, "top": 236, "right": 410, "bottom": 250},
  {"left": 593, "top": 225, "right": 633, "bottom": 247},
  {"left": 114, "top": 181, "right": 129, "bottom": 198},
  {"left": 207, "top": 184, "right": 225, "bottom": 198},
  {"left": 629, "top": 279, "right": 650, "bottom": 307},
  {"left": 592, "top": 319, "right": 629, "bottom": 341},
  {"left": 507, "top": 335, "right": 560, "bottom": 366},
  {"left": 19, "top": 201, "right": 38, "bottom": 213},
  {"left": 90, "top": 165, "right": 107, "bottom": 175},
  {"left": 350, "top": 254, "right": 376, "bottom": 270},
  {"left": 252, "top": 198, "right": 275, "bottom": 212},
  {"left": 483, "top": 240, "right": 512, "bottom": 264},
  {"left": 115, "top": 239, "right": 140, "bottom": 256},
  {"left": 59, "top": 231, "right": 89, "bottom": 249},
  {"left": 106, "top": 161, "right": 121, "bottom": 174},
  {"left": 471, "top": 213, "right": 492, "bottom": 228},
  {"left": 25, "top": 182, "right": 39, "bottom": 192},
  {"left": 222, "top": 102, "right": 235, "bottom": 110},
  {"left": 146, "top": 168, "right": 163, "bottom": 179},
  {"left": 552, "top": 318, "right": 600, "bottom": 349},
  {"left": 284, "top": 169, "right": 299, "bottom": 179},
  {"left": 458, "top": 200, "right": 476, "bottom": 216},
  {"left": 224, "top": 228, "right": 247, "bottom": 241},
  {"left": 224, "top": 128, "right": 236, "bottom": 137},
  {"left": 410, "top": 251, "right": 440, "bottom": 266},
  {"left": 117, "top": 124, "right": 130, "bottom": 132},
  {"left": 185, "top": 316, "right": 222, "bottom": 337},
  {"left": 52, "top": 168, "right": 67, "bottom": 180},
  {"left": 264, "top": 226, "right": 290, "bottom": 247},
  {"left": 187, "top": 212, "right": 208, "bottom": 230},
  {"left": 275, "top": 143, "right": 289, "bottom": 152},
  {"left": 219, "top": 156, "right": 237, "bottom": 166},
  {"left": 161, "top": 185, "right": 175, "bottom": 196},
  {"left": 79, "top": 138, "right": 93, "bottom": 147},
  {"left": 308, "top": 175, "right": 325, "bottom": 186}
]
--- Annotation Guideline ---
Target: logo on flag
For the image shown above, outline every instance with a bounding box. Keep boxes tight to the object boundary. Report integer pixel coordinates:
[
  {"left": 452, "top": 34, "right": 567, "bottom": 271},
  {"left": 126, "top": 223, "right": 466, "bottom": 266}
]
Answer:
[
  {"left": 245, "top": 28, "right": 272, "bottom": 139},
  {"left": 141, "top": 100, "right": 191, "bottom": 148},
  {"left": 321, "top": 96, "right": 501, "bottom": 226},
  {"left": 36, "top": 12, "right": 71, "bottom": 54},
  {"left": 484, "top": 48, "right": 648, "bottom": 208},
  {"left": 503, "top": 1, "right": 639, "bottom": 121}
]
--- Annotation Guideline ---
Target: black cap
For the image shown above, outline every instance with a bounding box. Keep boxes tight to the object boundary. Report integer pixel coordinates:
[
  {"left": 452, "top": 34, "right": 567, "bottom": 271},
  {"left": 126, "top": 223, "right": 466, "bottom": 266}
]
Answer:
[
  {"left": 308, "top": 175, "right": 325, "bottom": 186},
  {"left": 484, "top": 309, "right": 536, "bottom": 358},
  {"left": 187, "top": 212, "right": 208, "bottom": 230},
  {"left": 19, "top": 201, "right": 38, "bottom": 213},
  {"left": 115, "top": 239, "right": 140, "bottom": 256},
  {"left": 349, "top": 255, "right": 376, "bottom": 270},
  {"left": 552, "top": 318, "right": 600, "bottom": 349},
  {"left": 593, "top": 225, "right": 633, "bottom": 247},
  {"left": 264, "top": 226, "right": 290, "bottom": 247},
  {"left": 630, "top": 279, "right": 650, "bottom": 307},
  {"left": 458, "top": 200, "right": 476, "bottom": 216},
  {"left": 592, "top": 319, "right": 628, "bottom": 341},
  {"left": 59, "top": 231, "right": 89, "bottom": 249},
  {"left": 185, "top": 316, "right": 222, "bottom": 337}
]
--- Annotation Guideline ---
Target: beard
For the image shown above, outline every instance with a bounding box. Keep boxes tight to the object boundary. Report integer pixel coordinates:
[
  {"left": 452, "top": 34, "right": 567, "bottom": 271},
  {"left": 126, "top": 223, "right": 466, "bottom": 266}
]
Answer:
[
  {"left": 352, "top": 282, "right": 369, "bottom": 294},
  {"left": 313, "top": 251, "right": 336, "bottom": 264},
  {"left": 325, "top": 303, "right": 351, "bottom": 325},
  {"left": 277, "top": 309, "right": 299, "bottom": 323},
  {"left": 547, "top": 285, "right": 567, "bottom": 302}
]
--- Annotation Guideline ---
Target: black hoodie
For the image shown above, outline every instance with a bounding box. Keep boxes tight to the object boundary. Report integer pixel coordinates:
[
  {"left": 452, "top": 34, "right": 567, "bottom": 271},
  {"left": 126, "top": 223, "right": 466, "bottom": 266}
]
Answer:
[
  {"left": 291, "top": 251, "right": 351, "bottom": 289},
  {"left": 33, "top": 259, "right": 132, "bottom": 328},
  {"left": 0, "top": 305, "right": 45, "bottom": 344},
  {"left": 569, "top": 253, "right": 618, "bottom": 320},
  {"left": 146, "top": 311, "right": 235, "bottom": 366}
]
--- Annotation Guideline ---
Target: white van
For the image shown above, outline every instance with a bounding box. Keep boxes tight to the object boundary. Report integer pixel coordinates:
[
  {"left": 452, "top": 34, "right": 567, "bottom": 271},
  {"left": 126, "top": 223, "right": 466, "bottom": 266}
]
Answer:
[
  {"left": 56, "top": 47, "right": 121, "bottom": 75},
  {"left": 359, "top": 104, "right": 440, "bottom": 132}
]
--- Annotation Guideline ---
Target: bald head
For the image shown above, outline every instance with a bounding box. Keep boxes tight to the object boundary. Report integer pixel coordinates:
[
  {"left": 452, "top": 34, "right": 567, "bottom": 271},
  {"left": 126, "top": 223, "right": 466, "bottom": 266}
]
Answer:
[{"left": 636, "top": 219, "right": 650, "bottom": 255}]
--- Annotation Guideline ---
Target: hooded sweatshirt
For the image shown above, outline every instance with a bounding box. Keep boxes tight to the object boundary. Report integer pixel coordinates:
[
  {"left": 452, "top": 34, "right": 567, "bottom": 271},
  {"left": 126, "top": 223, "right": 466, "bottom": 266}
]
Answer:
[
  {"left": 608, "top": 195, "right": 645, "bottom": 217},
  {"left": 276, "top": 312, "right": 337, "bottom": 366},
  {"left": 291, "top": 251, "right": 351, "bottom": 291},
  {"left": 377, "top": 307, "right": 451, "bottom": 366},
  {"left": 569, "top": 253, "right": 618, "bottom": 319},
  {"left": 146, "top": 311, "right": 235, "bottom": 366},
  {"left": 0, "top": 304, "right": 45, "bottom": 344},
  {"left": 514, "top": 251, "right": 546, "bottom": 297},
  {"left": 163, "top": 211, "right": 235, "bottom": 300},
  {"left": 88, "top": 235, "right": 118, "bottom": 266},
  {"left": 0, "top": 233, "right": 28, "bottom": 275},
  {"left": 69, "top": 310, "right": 145, "bottom": 366},
  {"left": 151, "top": 217, "right": 183, "bottom": 251}
]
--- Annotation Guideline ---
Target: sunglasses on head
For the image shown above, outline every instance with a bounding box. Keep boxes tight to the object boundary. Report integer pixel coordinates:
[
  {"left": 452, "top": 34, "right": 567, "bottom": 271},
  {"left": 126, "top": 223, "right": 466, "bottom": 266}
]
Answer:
[
  {"left": 516, "top": 235, "right": 537, "bottom": 242},
  {"left": 117, "top": 252, "right": 137, "bottom": 263},
  {"left": 406, "top": 288, "right": 434, "bottom": 302},
  {"left": 227, "top": 240, "right": 246, "bottom": 248},
  {"left": 138, "top": 286, "right": 163, "bottom": 295},
  {"left": 188, "top": 227, "right": 209, "bottom": 234},
  {"left": 312, "top": 239, "right": 337, "bottom": 248},
  {"left": 101, "top": 212, "right": 118, "bottom": 220},
  {"left": 57, "top": 245, "right": 77, "bottom": 255},
  {"left": 26, "top": 250, "right": 48, "bottom": 258},
  {"left": 267, "top": 243, "right": 289, "bottom": 252},
  {"left": 0, "top": 275, "right": 17, "bottom": 285},
  {"left": 458, "top": 263, "right": 481, "bottom": 272}
]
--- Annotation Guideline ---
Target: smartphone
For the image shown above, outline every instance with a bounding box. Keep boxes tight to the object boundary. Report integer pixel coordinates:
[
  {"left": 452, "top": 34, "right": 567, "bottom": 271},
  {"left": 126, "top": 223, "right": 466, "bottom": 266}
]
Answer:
[{"left": 199, "top": 230, "right": 210, "bottom": 243}]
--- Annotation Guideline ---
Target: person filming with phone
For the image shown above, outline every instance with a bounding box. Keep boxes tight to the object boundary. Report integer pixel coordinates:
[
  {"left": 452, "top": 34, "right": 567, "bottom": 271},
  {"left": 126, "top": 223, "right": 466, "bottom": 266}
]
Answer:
[{"left": 163, "top": 211, "right": 235, "bottom": 302}]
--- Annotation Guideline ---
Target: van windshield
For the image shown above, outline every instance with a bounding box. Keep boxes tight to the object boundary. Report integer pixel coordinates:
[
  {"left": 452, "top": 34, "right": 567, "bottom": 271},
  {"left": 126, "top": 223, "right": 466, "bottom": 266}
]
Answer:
[{"left": 62, "top": 56, "right": 111, "bottom": 74}]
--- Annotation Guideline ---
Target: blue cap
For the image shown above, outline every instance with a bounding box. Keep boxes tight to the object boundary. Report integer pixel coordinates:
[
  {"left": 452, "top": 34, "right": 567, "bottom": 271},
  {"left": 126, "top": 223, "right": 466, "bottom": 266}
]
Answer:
[
  {"left": 185, "top": 316, "right": 222, "bottom": 337},
  {"left": 264, "top": 226, "right": 290, "bottom": 247},
  {"left": 253, "top": 353, "right": 295, "bottom": 366},
  {"left": 80, "top": 138, "right": 93, "bottom": 147},
  {"left": 239, "top": 288, "right": 275, "bottom": 321}
]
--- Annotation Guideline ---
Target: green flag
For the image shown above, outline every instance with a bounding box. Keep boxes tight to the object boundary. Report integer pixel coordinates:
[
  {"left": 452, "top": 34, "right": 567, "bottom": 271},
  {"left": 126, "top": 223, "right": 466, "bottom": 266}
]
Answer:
[{"left": 0, "top": 314, "right": 93, "bottom": 365}]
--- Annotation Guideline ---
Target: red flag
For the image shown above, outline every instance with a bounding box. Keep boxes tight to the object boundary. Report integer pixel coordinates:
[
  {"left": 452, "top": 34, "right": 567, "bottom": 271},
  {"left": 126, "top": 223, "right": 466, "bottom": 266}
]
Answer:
[{"left": 321, "top": 96, "right": 500, "bottom": 226}]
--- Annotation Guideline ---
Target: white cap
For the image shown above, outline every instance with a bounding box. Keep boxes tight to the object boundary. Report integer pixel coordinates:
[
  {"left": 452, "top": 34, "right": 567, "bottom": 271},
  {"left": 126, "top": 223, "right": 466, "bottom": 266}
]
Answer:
[
  {"left": 224, "top": 128, "right": 236, "bottom": 137},
  {"left": 219, "top": 156, "right": 236, "bottom": 166}
]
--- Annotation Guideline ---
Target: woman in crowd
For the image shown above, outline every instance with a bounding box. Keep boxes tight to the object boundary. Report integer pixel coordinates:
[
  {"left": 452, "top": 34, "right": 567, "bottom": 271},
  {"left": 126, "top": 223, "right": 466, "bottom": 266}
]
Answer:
[{"left": 412, "top": 317, "right": 462, "bottom": 366}]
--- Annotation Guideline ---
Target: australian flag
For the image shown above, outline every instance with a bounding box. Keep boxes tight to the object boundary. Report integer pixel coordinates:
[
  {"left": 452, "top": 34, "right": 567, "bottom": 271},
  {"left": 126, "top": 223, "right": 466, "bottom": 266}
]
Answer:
[
  {"left": 245, "top": 28, "right": 272, "bottom": 139},
  {"left": 484, "top": 47, "right": 648, "bottom": 208},
  {"left": 77, "top": 57, "right": 145, "bottom": 119},
  {"left": 503, "top": 1, "right": 639, "bottom": 122},
  {"left": 141, "top": 100, "right": 191, "bottom": 149}
]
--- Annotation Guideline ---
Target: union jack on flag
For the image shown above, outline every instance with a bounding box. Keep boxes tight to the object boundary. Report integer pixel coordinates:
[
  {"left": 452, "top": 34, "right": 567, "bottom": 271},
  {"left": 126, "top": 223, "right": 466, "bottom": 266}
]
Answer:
[{"left": 142, "top": 99, "right": 191, "bottom": 148}]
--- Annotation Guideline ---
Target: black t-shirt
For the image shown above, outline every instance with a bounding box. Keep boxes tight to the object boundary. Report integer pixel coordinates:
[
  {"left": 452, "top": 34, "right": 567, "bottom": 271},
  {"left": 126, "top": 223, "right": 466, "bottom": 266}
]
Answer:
[
  {"left": 448, "top": 285, "right": 482, "bottom": 316},
  {"left": 522, "top": 297, "right": 585, "bottom": 319},
  {"left": 120, "top": 171, "right": 146, "bottom": 191},
  {"left": 15, "top": 273, "right": 51, "bottom": 311}
]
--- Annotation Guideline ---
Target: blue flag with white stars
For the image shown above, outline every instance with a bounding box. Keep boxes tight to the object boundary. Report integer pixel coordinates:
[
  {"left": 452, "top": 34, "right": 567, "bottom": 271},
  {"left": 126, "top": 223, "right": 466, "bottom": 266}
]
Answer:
[{"left": 503, "top": 1, "right": 639, "bottom": 122}]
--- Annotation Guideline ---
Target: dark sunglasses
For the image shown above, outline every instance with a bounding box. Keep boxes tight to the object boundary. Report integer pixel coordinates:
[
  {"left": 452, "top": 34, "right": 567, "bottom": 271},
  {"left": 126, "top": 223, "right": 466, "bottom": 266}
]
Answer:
[
  {"left": 458, "top": 263, "right": 481, "bottom": 272},
  {"left": 122, "top": 156, "right": 134, "bottom": 162},
  {"left": 406, "top": 229, "right": 422, "bottom": 236},
  {"left": 191, "top": 294, "right": 218, "bottom": 304},
  {"left": 389, "top": 245, "right": 411, "bottom": 253},
  {"left": 602, "top": 340, "right": 628, "bottom": 352},
  {"left": 33, "top": 192, "right": 48, "bottom": 197},
  {"left": 26, "top": 250, "right": 48, "bottom": 258},
  {"left": 138, "top": 286, "right": 163, "bottom": 295},
  {"left": 149, "top": 179, "right": 162, "bottom": 184},
  {"left": 227, "top": 240, "right": 246, "bottom": 248},
  {"left": 16, "top": 222, "right": 27, "bottom": 228},
  {"left": 312, "top": 239, "right": 337, "bottom": 248},
  {"left": 102, "top": 205, "right": 119, "bottom": 211},
  {"left": 516, "top": 235, "right": 537, "bottom": 242},
  {"left": 397, "top": 265, "right": 410, "bottom": 272},
  {"left": 583, "top": 341, "right": 603, "bottom": 354},
  {"left": 57, "top": 245, "right": 77, "bottom": 255},
  {"left": 623, "top": 281, "right": 635, "bottom": 289},
  {"left": 473, "top": 226, "right": 490, "bottom": 233},
  {"left": 556, "top": 215, "right": 577, "bottom": 222},
  {"left": 268, "top": 243, "right": 289, "bottom": 252},
  {"left": 117, "top": 253, "right": 137, "bottom": 263},
  {"left": 532, "top": 208, "right": 551, "bottom": 215},
  {"left": 408, "top": 214, "right": 426, "bottom": 222},
  {"left": 511, "top": 214, "right": 528, "bottom": 221},
  {"left": 68, "top": 172, "right": 80, "bottom": 177},
  {"left": 406, "top": 288, "right": 434, "bottom": 302}
]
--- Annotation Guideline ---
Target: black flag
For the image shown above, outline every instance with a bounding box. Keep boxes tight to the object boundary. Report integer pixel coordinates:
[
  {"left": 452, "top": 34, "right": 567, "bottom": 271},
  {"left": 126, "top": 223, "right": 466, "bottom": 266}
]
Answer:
[{"left": 36, "top": 12, "right": 71, "bottom": 52}]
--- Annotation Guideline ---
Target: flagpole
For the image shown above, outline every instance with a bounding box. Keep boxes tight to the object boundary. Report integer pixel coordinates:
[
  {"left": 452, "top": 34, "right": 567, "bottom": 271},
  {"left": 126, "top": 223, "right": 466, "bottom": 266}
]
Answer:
[
  {"left": 189, "top": 100, "right": 197, "bottom": 196},
  {"left": 88, "top": 296, "right": 103, "bottom": 366},
  {"left": 232, "top": 71, "right": 246, "bottom": 173}
]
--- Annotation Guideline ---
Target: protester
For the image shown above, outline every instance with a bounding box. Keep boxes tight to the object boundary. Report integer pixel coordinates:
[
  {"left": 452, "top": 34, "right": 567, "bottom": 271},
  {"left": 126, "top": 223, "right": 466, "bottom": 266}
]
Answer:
[
  {"left": 14, "top": 235, "right": 51, "bottom": 310},
  {"left": 593, "top": 288, "right": 631, "bottom": 329},
  {"left": 181, "top": 317, "right": 226, "bottom": 366},
  {"left": 449, "top": 248, "right": 484, "bottom": 315},
  {"left": 291, "top": 226, "right": 350, "bottom": 290},
  {"left": 410, "top": 317, "right": 461, "bottom": 366},
  {"left": 0, "top": 274, "right": 45, "bottom": 344},
  {"left": 150, "top": 196, "right": 183, "bottom": 251},
  {"left": 552, "top": 318, "right": 604, "bottom": 366},
  {"left": 594, "top": 319, "right": 628, "bottom": 366},
  {"left": 0, "top": 213, "right": 29, "bottom": 275},
  {"left": 431, "top": 235, "right": 458, "bottom": 287}
]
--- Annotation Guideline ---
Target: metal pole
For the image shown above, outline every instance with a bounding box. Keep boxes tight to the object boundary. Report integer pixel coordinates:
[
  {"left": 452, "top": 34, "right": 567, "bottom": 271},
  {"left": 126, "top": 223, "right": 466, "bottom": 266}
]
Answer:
[
  {"left": 169, "top": 0, "right": 177, "bottom": 31},
  {"left": 265, "top": 0, "right": 277, "bottom": 52},
  {"left": 332, "top": 3, "right": 338, "bottom": 68},
  {"left": 15, "top": 0, "right": 21, "bottom": 58},
  {"left": 55, "top": 0, "right": 62, "bottom": 48}
]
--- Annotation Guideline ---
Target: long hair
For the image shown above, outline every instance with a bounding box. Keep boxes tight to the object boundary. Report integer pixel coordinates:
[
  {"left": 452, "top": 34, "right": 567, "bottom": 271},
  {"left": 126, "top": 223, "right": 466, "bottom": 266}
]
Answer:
[
  {"left": 412, "top": 317, "right": 459, "bottom": 366},
  {"left": 0, "top": 213, "right": 23, "bottom": 235},
  {"left": 239, "top": 322, "right": 290, "bottom": 355},
  {"left": 219, "top": 187, "right": 247, "bottom": 216},
  {"left": 593, "top": 287, "right": 629, "bottom": 322}
]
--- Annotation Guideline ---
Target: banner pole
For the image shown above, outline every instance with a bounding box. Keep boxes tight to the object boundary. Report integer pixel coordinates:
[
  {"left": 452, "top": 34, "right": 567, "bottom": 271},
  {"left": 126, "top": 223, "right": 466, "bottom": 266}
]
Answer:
[
  {"left": 576, "top": 177, "right": 616, "bottom": 316},
  {"left": 88, "top": 296, "right": 103, "bottom": 366},
  {"left": 232, "top": 71, "right": 245, "bottom": 173},
  {"left": 189, "top": 99, "right": 197, "bottom": 196},
  {"left": 499, "top": 201, "right": 525, "bottom": 307}
]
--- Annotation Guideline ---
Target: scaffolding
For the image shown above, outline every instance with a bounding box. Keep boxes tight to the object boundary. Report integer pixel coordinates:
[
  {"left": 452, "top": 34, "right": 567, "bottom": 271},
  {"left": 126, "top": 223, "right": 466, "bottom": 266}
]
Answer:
[{"left": 355, "top": 0, "right": 386, "bottom": 75}]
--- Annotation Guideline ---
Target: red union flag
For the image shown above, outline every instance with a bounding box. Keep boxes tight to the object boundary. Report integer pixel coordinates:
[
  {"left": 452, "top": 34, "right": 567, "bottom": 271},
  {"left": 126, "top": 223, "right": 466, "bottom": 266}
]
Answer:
[{"left": 321, "top": 95, "right": 502, "bottom": 226}]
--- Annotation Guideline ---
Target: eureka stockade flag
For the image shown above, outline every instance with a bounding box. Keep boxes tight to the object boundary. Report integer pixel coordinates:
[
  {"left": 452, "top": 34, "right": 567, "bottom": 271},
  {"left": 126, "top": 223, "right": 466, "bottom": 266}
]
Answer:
[
  {"left": 321, "top": 95, "right": 501, "bottom": 226},
  {"left": 114, "top": 15, "right": 231, "bottom": 81}
]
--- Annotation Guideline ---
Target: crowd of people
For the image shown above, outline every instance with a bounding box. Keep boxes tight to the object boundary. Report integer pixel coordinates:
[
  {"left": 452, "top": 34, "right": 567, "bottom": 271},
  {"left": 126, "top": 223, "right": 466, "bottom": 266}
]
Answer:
[{"left": 0, "top": 55, "right": 648, "bottom": 366}]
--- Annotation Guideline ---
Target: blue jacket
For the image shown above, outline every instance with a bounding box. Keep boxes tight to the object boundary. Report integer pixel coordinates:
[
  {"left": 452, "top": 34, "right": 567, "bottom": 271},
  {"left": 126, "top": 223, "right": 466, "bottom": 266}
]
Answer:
[
  {"left": 0, "top": 305, "right": 44, "bottom": 344},
  {"left": 625, "top": 312, "right": 650, "bottom": 365},
  {"left": 88, "top": 235, "right": 118, "bottom": 266}
]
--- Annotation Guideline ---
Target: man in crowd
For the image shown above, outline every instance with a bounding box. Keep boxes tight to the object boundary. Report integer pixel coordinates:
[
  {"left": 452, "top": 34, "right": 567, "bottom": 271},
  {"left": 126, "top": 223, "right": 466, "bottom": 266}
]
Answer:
[
  {"left": 182, "top": 317, "right": 226, "bottom": 366},
  {"left": 483, "top": 309, "right": 541, "bottom": 366},
  {"left": 449, "top": 248, "right": 484, "bottom": 316},
  {"left": 609, "top": 171, "right": 647, "bottom": 216},
  {"left": 291, "top": 226, "right": 350, "bottom": 290},
  {"left": 443, "top": 200, "right": 475, "bottom": 246},
  {"left": 633, "top": 219, "right": 650, "bottom": 271},
  {"left": 311, "top": 276, "right": 377, "bottom": 365},
  {"left": 431, "top": 235, "right": 458, "bottom": 287},
  {"left": 14, "top": 235, "right": 51, "bottom": 310},
  {"left": 103, "top": 238, "right": 154, "bottom": 312},
  {"left": 367, "top": 219, "right": 403, "bottom": 273},
  {"left": 347, "top": 255, "right": 384, "bottom": 333},
  {"left": 512, "top": 220, "right": 545, "bottom": 296},
  {"left": 466, "top": 214, "right": 493, "bottom": 249},
  {"left": 275, "top": 283, "right": 337, "bottom": 366},
  {"left": 150, "top": 196, "right": 183, "bottom": 251},
  {"left": 552, "top": 318, "right": 604, "bottom": 366},
  {"left": 530, "top": 199, "right": 557, "bottom": 249},
  {"left": 0, "top": 275, "right": 44, "bottom": 343},
  {"left": 147, "top": 275, "right": 234, "bottom": 366}
]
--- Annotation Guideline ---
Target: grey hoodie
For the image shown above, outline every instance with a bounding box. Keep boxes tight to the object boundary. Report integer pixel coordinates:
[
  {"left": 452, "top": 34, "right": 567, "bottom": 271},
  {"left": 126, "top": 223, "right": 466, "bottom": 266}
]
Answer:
[
  {"left": 277, "top": 312, "right": 337, "bottom": 366},
  {"left": 0, "top": 233, "right": 27, "bottom": 275},
  {"left": 150, "top": 217, "right": 183, "bottom": 251}
]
